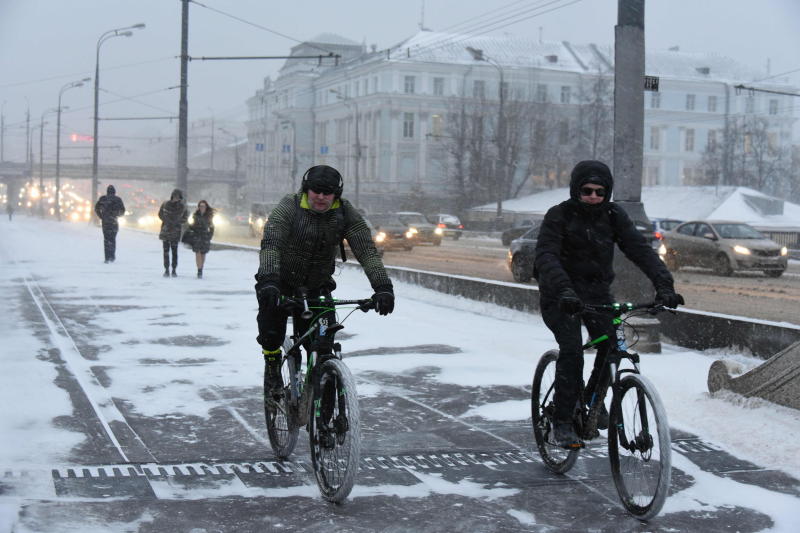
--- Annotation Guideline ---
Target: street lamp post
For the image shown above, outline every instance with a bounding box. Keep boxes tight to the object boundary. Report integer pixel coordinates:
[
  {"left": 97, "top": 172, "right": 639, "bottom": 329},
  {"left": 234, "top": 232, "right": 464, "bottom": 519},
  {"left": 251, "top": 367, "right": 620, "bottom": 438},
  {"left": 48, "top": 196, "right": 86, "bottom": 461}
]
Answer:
[
  {"left": 91, "top": 23, "right": 145, "bottom": 221},
  {"left": 467, "top": 46, "right": 506, "bottom": 230},
  {"left": 330, "top": 89, "right": 361, "bottom": 207},
  {"left": 38, "top": 107, "right": 61, "bottom": 217},
  {"left": 56, "top": 78, "right": 90, "bottom": 221}
]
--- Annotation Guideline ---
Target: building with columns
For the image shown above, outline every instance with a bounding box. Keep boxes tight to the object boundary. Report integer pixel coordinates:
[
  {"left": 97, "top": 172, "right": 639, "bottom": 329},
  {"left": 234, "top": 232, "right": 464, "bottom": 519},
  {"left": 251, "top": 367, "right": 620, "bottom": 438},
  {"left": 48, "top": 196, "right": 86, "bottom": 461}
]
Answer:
[{"left": 245, "top": 31, "right": 796, "bottom": 213}]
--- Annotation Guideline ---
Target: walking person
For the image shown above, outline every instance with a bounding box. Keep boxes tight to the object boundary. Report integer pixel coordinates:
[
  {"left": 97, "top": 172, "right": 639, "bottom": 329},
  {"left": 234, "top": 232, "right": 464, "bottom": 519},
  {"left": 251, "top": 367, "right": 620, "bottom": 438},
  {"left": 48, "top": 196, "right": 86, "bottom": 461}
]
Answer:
[
  {"left": 158, "top": 189, "right": 188, "bottom": 277},
  {"left": 188, "top": 200, "right": 215, "bottom": 279},
  {"left": 93, "top": 184, "right": 126, "bottom": 263},
  {"left": 6, "top": 201, "right": 14, "bottom": 221},
  {"left": 534, "top": 160, "right": 683, "bottom": 448}
]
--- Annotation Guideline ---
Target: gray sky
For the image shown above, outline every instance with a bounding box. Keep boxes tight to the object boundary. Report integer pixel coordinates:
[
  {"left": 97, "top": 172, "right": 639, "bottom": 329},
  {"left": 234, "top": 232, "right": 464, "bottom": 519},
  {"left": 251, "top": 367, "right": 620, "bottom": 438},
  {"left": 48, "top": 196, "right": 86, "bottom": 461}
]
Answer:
[{"left": 1, "top": 0, "right": 798, "bottom": 163}]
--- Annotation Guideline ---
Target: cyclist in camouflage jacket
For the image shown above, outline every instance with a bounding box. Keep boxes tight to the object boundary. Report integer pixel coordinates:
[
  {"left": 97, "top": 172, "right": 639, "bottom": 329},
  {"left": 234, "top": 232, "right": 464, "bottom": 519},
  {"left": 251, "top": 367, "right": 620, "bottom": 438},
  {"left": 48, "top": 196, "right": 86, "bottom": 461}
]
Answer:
[{"left": 255, "top": 165, "right": 394, "bottom": 392}]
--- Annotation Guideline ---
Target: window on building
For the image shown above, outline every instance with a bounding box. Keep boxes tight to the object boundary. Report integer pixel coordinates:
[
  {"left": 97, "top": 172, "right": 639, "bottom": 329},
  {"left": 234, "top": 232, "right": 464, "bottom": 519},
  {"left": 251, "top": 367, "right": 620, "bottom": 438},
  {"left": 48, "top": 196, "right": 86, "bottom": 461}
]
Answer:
[
  {"left": 534, "top": 120, "right": 545, "bottom": 145},
  {"left": 745, "top": 96, "right": 754, "bottom": 113},
  {"left": 403, "top": 112, "right": 415, "bottom": 138},
  {"left": 473, "top": 80, "right": 485, "bottom": 99},
  {"left": 431, "top": 114, "right": 443, "bottom": 137},
  {"left": 558, "top": 121, "right": 569, "bottom": 145},
  {"left": 685, "top": 94, "right": 695, "bottom": 110},
  {"left": 536, "top": 84, "right": 548, "bottom": 103},
  {"left": 336, "top": 119, "right": 347, "bottom": 143},
  {"left": 404, "top": 75, "right": 416, "bottom": 94},
  {"left": 649, "top": 126, "right": 660, "bottom": 150},
  {"left": 362, "top": 79, "right": 368, "bottom": 95},
  {"left": 744, "top": 134, "right": 752, "bottom": 153},
  {"left": 708, "top": 95, "right": 717, "bottom": 112},
  {"left": 685, "top": 128, "right": 695, "bottom": 152},
  {"left": 433, "top": 77, "right": 444, "bottom": 96},
  {"left": 707, "top": 129, "right": 717, "bottom": 150},
  {"left": 644, "top": 165, "right": 660, "bottom": 186},
  {"left": 318, "top": 121, "right": 328, "bottom": 146},
  {"left": 372, "top": 77, "right": 378, "bottom": 93},
  {"left": 769, "top": 99, "right": 779, "bottom": 115},
  {"left": 560, "top": 86, "right": 571, "bottom": 104},
  {"left": 500, "top": 81, "right": 509, "bottom": 100},
  {"left": 650, "top": 92, "right": 661, "bottom": 109}
]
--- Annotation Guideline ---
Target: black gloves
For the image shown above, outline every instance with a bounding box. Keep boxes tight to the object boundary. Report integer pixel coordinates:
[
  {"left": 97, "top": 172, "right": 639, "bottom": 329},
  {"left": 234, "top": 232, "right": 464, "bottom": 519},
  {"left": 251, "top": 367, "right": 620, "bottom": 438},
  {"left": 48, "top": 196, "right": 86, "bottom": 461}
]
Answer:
[
  {"left": 558, "top": 288, "right": 583, "bottom": 315},
  {"left": 371, "top": 286, "right": 395, "bottom": 316},
  {"left": 656, "top": 288, "right": 684, "bottom": 309},
  {"left": 255, "top": 280, "right": 281, "bottom": 312}
]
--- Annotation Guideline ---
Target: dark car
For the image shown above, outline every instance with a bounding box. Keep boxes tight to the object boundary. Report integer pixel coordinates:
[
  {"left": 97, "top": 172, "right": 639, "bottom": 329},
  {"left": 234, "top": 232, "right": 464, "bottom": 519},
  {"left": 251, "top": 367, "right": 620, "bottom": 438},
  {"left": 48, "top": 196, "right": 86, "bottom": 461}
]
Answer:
[
  {"left": 506, "top": 226, "right": 540, "bottom": 282},
  {"left": 343, "top": 218, "right": 384, "bottom": 257},
  {"left": 249, "top": 202, "right": 271, "bottom": 237},
  {"left": 369, "top": 214, "right": 416, "bottom": 251},
  {"left": 501, "top": 220, "right": 537, "bottom": 246},
  {"left": 396, "top": 211, "right": 443, "bottom": 246},
  {"left": 659, "top": 219, "right": 788, "bottom": 277},
  {"left": 427, "top": 213, "right": 464, "bottom": 240}
]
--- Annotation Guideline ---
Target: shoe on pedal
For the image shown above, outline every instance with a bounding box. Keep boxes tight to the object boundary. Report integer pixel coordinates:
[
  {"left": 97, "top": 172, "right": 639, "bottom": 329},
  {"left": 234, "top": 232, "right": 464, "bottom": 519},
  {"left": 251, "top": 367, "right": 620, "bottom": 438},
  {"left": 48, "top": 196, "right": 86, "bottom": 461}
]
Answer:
[
  {"left": 553, "top": 421, "right": 584, "bottom": 449},
  {"left": 263, "top": 348, "right": 284, "bottom": 399}
]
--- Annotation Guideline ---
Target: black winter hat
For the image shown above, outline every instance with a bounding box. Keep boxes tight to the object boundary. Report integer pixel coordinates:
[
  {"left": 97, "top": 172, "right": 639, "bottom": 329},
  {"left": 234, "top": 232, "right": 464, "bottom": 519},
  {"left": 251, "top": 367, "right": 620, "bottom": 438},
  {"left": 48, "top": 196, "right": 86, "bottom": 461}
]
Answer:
[
  {"left": 569, "top": 160, "right": 613, "bottom": 202},
  {"left": 107, "top": 185, "right": 116, "bottom": 195},
  {"left": 301, "top": 165, "right": 343, "bottom": 198}
]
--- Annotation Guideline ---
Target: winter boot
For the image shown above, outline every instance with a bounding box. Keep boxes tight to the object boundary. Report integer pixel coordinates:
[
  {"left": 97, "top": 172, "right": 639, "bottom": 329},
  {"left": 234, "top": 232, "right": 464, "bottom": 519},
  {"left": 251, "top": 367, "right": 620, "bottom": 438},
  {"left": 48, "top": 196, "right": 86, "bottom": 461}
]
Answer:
[
  {"left": 171, "top": 267, "right": 177, "bottom": 278},
  {"left": 553, "top": 421, "right": 584, "bottom": 449},
  {"left": 197, "top": 268, "right": 203, "bottom": 279},
  {"left": 163, "top": 269, "right": 170, "bottom": 278},
  {"left": 263, "top": 348, "right": 283, "bottom": 399}
]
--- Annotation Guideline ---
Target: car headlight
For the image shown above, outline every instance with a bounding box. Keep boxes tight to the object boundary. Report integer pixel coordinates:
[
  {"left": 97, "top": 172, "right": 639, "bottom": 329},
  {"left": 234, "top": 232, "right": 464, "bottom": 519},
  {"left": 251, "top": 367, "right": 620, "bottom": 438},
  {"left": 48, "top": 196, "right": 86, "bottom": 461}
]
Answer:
[
  {"left": 405, "top": 230, "right": 414, "bottom": 239},
  {"left": 658, "top": 244, "right": 667, "bottom": 255},
  {"left": 409, "top": 227, "right": 418, "bottom": 234},
  {"left": 187, "top": 215, "right": 195, "bottom": 225},
  {"left": 733, "top": 245, "right": 751, "bottom": 255},
  {"left": 212, "top": 214, "right": 226, "bottom": 226},
  {"left": 256, "top": 217, "right": 264, "bottom": 227},
  {"left": 375, "top": 232, "right": 386, "bottom": 243},
  {"left": 780, "top": 246, "right": 788, "bottom": 256},
  {"left": 434, "top": 227, "right": 444, "bottom": 235}
]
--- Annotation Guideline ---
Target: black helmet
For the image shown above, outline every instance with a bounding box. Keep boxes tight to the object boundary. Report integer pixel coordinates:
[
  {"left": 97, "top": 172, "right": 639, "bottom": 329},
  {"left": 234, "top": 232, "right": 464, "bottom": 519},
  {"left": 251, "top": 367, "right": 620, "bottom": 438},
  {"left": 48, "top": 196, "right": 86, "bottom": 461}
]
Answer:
[{"left": 301, "top": 165, "right": 343, "bottom": 198}]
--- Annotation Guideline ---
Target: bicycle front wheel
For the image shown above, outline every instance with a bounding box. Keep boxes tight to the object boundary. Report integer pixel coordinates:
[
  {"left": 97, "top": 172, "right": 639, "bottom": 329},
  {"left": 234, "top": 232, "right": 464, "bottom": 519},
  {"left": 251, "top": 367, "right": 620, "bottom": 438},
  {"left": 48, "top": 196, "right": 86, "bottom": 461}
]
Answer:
[
  {"left": 309, "top": 358, "right": 361, "bottom": 503},
  {"left": 264, "top": 353, "right": 299, "bottom": 459},
  {"left": 531, "top": 349, "right": 579, "bottom": 473},
  {"left": 608, "top": 373, "right": 672, "bottom": 521}
]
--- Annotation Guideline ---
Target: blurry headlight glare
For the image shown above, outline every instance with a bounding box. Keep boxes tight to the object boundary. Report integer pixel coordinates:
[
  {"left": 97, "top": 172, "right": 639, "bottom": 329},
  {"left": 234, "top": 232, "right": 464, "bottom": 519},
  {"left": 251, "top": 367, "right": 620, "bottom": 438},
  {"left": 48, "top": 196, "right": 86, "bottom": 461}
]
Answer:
[
  {"left": 780, "top": 246, "right": 788, "bottom": 256},
  {"left": 409, "top": 227, "right": 418, "bottom": 234},
  {"left": 434, "top": 227, "right": 444, "bottom": 235},
  {"left": 658, "top": 244, "right": 667, "bottom": 255},
  {"left": 405, "top": 230, "right": 414, "bottom": 239},
  {"left": 375, "top": 232, "right": 386, "bottom": 243},
  {"left": 733, "top": 245, "right": 751, "bottom": 255}
]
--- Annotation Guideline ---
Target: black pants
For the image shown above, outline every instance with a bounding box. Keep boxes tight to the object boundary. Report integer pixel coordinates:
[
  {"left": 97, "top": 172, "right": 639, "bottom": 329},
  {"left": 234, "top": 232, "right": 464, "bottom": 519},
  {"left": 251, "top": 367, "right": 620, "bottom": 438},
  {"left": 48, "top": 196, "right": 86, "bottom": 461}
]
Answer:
[
  {"left": 102, "top": 226, "right": 118, "bottom": 261},
  {"left": 162, "top": 240, "right": 178, "bottom": 269},
  {"left": 540, "top": 295, "right": 615, "bottom": 423},
  {"left": 257, "top": 287, "right": 335, "bottom": 352}
]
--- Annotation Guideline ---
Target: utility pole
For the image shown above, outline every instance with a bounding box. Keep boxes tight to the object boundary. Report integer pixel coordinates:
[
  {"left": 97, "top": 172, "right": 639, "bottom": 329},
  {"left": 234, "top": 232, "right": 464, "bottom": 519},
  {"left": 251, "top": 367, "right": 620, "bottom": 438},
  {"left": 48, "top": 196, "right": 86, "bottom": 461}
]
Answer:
[{"left": 176, "top": 0, "right": 189, "bottom": 195}]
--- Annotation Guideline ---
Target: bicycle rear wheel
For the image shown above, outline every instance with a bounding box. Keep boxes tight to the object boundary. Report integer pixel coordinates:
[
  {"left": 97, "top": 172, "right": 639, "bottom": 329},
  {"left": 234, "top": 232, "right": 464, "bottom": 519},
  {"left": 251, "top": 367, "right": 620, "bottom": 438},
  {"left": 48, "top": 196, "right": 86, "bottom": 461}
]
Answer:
[
  {"left": 264, "top": 353, "right": 299, "bottom": 459},
  {"left": 531, "top": 349, "right": 579, "bottom": 473},
  {"left": 608, "top": 373, "right": 672, "bottom": 520},
  {"left": 309, "top": 358, "right": 361, "bottom": 503}
]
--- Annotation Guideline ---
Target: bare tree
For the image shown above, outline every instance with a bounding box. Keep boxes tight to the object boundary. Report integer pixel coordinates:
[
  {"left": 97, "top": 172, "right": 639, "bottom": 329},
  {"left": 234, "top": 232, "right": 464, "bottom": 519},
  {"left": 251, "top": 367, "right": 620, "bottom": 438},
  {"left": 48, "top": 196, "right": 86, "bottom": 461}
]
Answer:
[{"left": 575, "top": 67, "right": 614, "bottom": 162}]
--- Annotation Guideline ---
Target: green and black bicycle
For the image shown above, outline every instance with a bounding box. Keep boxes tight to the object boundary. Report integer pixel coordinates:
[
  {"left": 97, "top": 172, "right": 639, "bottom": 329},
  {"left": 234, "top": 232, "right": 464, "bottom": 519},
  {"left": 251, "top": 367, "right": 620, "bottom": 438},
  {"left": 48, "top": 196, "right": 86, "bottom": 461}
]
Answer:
[
  {"left": 531, "top": 301, "right": 673, "bottom": 520},
  {"left": 264, "top": 291, "right": 374, "bottom": 503}
]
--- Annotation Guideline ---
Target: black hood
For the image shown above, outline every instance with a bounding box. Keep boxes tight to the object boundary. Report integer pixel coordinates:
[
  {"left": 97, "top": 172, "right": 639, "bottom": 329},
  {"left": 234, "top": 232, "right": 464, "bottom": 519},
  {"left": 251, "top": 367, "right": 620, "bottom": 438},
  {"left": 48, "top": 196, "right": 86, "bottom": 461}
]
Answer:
[
  {"left": 569, "top": 160, "right": 613, "bottom": 205},
  {"left": 106, "top": 185, "right": 116, "bottom": 195},
  {"left": 170, "top": 188, "right": 184, "bottom": 202}
]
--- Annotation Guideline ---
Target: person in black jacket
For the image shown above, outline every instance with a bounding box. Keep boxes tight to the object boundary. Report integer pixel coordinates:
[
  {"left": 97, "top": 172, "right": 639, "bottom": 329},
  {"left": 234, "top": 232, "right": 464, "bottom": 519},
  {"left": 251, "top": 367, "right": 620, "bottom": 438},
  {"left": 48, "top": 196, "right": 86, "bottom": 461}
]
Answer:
[
  {"left": 94, "top": 184, "right": 126, "bottom": 263},
  {"left": 534, "top": 160, "right": 684, "bottom": 448},
  {"left": 255, "top": 165, "right": 394, "bottom": 396},
  {"left": 188, "top": 199, "right": 214, "bottom": 279},
  {"left": 158, "top": 189, "right": 188, "bottom": 277}
]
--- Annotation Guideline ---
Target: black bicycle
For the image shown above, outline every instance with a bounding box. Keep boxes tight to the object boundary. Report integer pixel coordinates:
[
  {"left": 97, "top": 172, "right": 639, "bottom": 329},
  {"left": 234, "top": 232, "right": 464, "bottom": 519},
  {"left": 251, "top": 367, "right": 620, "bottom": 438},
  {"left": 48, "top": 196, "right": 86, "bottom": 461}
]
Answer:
[
  {"left": 531, "top": 302, "right": 673, "bottom": 520},
  {"left": 264, "top": 292, "right": 374, "bottom": 503}
]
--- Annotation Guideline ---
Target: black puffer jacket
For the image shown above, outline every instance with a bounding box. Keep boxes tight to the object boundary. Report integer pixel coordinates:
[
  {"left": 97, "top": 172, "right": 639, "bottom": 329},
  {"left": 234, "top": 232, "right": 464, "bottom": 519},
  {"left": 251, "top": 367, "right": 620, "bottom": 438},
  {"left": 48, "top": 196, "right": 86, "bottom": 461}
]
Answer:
[
  {"left": 534, "top": 160, "right": 674, "bottom": 300},
  {"left": 256, "top": 193, "right": 391, "bottom": 292},
  {"left": 189, "top": 208, "right": 214, "bottom": 254},
  {"left": 94, "top": 185, "right": 125, "bottom": 229},
  {"left": 158, "top": 189, "right": 188, "bottom": 242}
]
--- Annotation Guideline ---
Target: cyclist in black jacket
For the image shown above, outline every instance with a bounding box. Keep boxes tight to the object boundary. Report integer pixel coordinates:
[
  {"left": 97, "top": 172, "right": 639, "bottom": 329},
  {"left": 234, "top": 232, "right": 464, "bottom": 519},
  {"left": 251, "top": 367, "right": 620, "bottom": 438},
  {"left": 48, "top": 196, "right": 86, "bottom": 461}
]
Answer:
[{"left": 534, "top": 160, "right": 684, "bottom": 448}]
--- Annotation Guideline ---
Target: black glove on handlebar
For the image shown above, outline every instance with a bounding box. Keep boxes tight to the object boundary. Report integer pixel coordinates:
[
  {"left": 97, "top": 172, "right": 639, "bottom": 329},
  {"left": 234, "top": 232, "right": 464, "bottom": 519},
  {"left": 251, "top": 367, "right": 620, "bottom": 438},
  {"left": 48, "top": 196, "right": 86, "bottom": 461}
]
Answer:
[
  {"left": 656, "top": 288, "right": 684, "bottom": 309},
  {"left": 371, "top": 285, "right": 394, "bottom": 316},
  {"left": 558, "top": 288, "right": 583, "bottom": 315},
  {"left": 255, "top": 280, "right": 281, "bottom": 312}
]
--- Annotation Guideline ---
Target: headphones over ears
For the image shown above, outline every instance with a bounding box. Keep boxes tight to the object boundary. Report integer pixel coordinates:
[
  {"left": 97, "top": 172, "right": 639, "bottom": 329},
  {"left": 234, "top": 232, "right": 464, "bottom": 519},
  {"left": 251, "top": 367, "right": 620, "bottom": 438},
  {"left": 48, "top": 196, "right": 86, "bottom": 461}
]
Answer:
[{"left": 301, "top": 165, "right": 344, "bottom": 198}]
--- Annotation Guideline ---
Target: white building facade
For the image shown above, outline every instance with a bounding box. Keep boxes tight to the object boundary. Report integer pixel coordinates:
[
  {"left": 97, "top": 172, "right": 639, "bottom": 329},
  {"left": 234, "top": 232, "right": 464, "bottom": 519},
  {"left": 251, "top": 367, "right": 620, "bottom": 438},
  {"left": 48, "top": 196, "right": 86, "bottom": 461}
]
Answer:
[{"left": 245, "top": 31, "right": 796, "bottom": 213}]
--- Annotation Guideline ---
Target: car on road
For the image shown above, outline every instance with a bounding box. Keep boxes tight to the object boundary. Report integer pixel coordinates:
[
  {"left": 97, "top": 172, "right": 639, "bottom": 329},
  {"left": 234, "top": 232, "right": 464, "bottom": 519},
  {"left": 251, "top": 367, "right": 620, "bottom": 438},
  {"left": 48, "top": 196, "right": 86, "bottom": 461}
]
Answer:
[
  {"left": 249, "top": 202, "right": 270, "bottom": 237},
  {"left": 659, "top": 219, "right": 788, "bottom": 277},
  {"left": 501, "top": 220, "right": 537, "bottom": 246},
  {"left": 369, "top": 214, "right": 416, "bottom": 251},
  {"left": 506, "top": 225, "right": 540, "bottom": 282},
  {"left": 427, "top": 213, "right": 464, "bottom": 240},
  {"left": 396, "top": 211, "right": 443, "bottom": 246},
  {"left": 651, "top": 218, "right": 682, "bottom": 240}
]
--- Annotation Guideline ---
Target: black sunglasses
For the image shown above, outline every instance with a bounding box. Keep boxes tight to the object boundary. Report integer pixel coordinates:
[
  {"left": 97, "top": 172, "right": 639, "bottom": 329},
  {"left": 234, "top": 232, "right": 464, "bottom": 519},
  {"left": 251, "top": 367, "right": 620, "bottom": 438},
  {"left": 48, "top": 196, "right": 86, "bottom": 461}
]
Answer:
[
  {"left": 580, "top": 186, "right": 606, "bottom": 197},
  {"left": 309, "top": 188, "right": 335, "bottom": 195}
]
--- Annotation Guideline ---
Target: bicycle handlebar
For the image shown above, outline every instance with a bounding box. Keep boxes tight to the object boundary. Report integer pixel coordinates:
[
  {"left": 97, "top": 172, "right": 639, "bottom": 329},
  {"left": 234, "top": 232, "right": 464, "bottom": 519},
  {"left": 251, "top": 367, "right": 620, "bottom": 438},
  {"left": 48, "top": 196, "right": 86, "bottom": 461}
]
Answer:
[
  {"left": 582, "top": 301, "right": 674, "bottom": 316},
  {"left": 280, "top": 295, "right": 376, "bottom": 318}
]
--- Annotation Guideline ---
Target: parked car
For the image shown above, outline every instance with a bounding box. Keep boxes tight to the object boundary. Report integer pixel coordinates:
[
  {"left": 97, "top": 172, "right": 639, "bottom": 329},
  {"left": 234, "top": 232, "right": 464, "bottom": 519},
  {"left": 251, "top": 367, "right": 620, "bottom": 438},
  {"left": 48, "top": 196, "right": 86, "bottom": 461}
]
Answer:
[
  {"left": 249, "top": 202, "right": 270, "bottom": 237},
  {"left": 651, "top": 218, "right": 683, "bottom": 249},
  {"left": 369, "top": 214, "right": 416, "bottom": 251},
  {"left": 506, "top": 226, "right": 540, "bottom": 283},
  {"left": 659, "top": 220, "right": 789, "bottom": 277},
  {"left": 501, "top": 220, "right": 537, "bottom": 246},
  {"left": 396, "top": 211, "right": 443, "bottom": 245},
  {"left": 427, "top": 213, "right": 464, "bottom": 240}
]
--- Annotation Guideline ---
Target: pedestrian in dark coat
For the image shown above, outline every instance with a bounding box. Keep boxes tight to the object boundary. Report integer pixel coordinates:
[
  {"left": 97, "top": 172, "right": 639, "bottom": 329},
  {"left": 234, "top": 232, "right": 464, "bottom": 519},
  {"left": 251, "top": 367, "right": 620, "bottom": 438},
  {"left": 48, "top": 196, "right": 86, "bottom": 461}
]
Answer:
[
  {"left": 188, "top": 199, "right": 215, "bottom": 278},
  {"left": 158, "top": 188, "right": 188, "bottom": 277},
  {"left": 94, "top": 184, "right": 126, "bottom": 263},
  {"left": 533, "top": 160, "right": 684, "bottom": 448}
]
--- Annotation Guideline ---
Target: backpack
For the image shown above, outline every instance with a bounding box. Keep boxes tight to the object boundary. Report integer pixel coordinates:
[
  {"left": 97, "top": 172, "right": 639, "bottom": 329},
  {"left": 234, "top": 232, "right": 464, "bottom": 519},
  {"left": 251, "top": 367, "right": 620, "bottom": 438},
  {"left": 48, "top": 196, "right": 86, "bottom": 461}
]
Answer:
[{"left": 292, "top": 195, "right": 348, "bottom": 262}]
